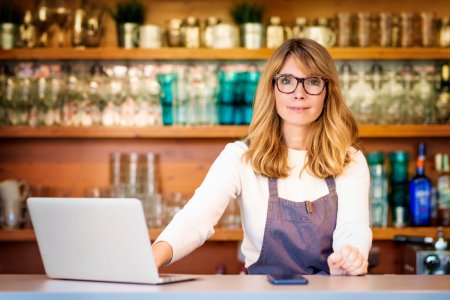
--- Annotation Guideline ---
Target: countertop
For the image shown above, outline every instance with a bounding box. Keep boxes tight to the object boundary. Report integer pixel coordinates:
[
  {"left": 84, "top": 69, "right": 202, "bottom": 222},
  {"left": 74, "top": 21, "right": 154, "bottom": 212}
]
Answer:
[{"left": 0, "top": 274, "right": 449, "bottom": 300}]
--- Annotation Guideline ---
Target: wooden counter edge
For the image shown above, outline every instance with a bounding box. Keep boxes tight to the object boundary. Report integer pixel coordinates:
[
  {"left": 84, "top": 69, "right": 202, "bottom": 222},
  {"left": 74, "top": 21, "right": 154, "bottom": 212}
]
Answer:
[{"left": 1, "top": 227, "right": 448, "bottom": 242}]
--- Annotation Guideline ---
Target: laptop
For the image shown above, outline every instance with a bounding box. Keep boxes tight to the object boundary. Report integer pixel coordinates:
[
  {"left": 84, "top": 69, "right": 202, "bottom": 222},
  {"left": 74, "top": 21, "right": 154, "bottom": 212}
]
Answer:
[{"left": 27, "top": 197, "right": 196, "bottom": 285}]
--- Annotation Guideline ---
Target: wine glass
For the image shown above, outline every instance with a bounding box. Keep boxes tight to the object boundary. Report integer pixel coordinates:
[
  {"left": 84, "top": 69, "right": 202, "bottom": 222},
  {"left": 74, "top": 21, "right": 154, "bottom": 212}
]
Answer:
[{"left": 54, "top": 0, "right": 71, "bottom": 47}]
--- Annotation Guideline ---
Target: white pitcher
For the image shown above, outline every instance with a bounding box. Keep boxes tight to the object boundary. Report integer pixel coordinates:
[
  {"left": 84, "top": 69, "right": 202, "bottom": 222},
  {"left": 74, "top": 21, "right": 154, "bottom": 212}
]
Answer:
[{"left": 0, "top": 179, "right": 30, "bottom": 230}]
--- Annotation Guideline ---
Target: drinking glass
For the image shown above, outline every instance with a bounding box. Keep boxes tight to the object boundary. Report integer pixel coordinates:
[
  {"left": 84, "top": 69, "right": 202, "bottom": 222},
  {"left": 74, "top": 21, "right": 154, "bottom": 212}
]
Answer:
[
  {"left": 337, "top": 12, "right": 352, "bottom": 47},
  {"left": 157, "top": 73, "right": 178, "bottom": 125},
  {"left": 379, "top": 12, "right": 392, "bottom": 47},
  {"left": 420, "top": 12, "right": 436, "bottom": 47}
]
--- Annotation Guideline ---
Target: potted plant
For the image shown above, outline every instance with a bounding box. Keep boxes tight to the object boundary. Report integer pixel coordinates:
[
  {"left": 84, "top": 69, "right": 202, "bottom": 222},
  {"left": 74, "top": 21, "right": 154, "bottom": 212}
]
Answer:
[
  {"left": 230, "top": 1, "right": 265, "bottom": 49},
  {"left": 0, "top": 1, "right": 21, "bottom": 49},
  {"left": 109, "top": 0, "right": 145, "bottom": 48}
]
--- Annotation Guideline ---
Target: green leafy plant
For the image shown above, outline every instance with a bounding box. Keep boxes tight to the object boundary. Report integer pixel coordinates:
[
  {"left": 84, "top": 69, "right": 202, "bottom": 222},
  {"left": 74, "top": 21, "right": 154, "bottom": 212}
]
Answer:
[
  {"left": 109, "top": 0, "right": 145, "bottom": 24},
  {"left": 230, "top": 1, "right": 265, "bottom": 25},
  {"left": 0, "top": 1, "right": 22, "bottom": 24}
]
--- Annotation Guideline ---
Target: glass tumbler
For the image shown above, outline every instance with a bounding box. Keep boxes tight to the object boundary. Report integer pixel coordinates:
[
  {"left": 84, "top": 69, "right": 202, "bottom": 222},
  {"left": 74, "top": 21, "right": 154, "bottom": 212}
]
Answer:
[
  {"left": 400, "top": 12, "right": 414, "bottom": 47},
  {"left": 337, "top": 12, "right": 352, "bottom": 47},
  {"left": 379, "top": 12, "right": 392, "bottom": 47},
  {"left": 357, "top": 12, "right": 371, "bottom": 47}
]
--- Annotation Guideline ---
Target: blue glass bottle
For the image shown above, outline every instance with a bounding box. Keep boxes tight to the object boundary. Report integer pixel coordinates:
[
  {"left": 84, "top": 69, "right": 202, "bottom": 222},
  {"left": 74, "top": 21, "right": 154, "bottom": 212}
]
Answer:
[{"left": 409, "top": 143, "right": 432, "bottom": 226}]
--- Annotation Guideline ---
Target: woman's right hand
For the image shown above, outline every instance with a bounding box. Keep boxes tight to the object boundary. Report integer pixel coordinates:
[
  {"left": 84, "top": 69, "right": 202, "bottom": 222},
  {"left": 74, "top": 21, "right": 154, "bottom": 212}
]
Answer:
[{"left": 152, "top": 241, "right": 174, "bottom": 268}]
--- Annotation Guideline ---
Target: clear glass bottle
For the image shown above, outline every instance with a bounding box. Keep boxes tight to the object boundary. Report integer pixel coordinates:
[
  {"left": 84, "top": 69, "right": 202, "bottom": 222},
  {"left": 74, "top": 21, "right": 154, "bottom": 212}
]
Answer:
[
  {"left": 436, "top": 153, "right": 450, "bottom": 226},
  {"left": 409, "top": 143, "right": 432, "bottom": 226},
  {"left": 438, "top": 17, "right": 450, "bottom": 47},
  {"left": 367, "top": 152, "right": 389, "bottom": 227},
  {"left": 182, "top": 16, "right": 201, "bottom": 48},
  {"left": 292, "top": 17, "right": 307, "bottom": 39}
]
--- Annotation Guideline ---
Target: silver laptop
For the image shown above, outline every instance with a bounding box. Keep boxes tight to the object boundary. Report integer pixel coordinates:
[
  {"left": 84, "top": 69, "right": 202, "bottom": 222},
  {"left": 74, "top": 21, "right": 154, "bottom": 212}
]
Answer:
[{"left": 27, "top": 197, "right": 196, "bottom": 284}]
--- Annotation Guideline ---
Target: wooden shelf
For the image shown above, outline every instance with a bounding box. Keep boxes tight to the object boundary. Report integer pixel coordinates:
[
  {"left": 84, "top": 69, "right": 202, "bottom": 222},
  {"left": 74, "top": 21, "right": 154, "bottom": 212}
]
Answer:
[
  {"left": 1, "top": 47, "right": 449, "bottom": 61},
  {"left": 0, "top": 125, "right": 449, "bottom": 139},
  {"left": 1, "top": 227, "right": 448, "bottom": 242}
]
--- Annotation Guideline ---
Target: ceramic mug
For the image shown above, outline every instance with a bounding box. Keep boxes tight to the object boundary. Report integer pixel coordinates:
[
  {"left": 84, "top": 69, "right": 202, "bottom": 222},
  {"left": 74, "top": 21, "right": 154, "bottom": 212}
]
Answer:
[
  {"left": 303, "top": 26, "right": 336, "bottom": 47},
  {"left": 212, "top": 23, "right": 239, "bottom": 49},
  {"left": 0, "top": 179, "right": 30, "bottom": 230},
  {"left": 140, "top": 24, "right": 162, "bottom": 48}
]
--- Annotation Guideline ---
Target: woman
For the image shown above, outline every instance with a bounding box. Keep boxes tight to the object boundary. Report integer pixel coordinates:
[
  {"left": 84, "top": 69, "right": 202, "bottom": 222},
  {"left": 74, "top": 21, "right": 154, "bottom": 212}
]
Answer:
[{"left": 153, "top": 38, "right": 372, "bottom": 276}]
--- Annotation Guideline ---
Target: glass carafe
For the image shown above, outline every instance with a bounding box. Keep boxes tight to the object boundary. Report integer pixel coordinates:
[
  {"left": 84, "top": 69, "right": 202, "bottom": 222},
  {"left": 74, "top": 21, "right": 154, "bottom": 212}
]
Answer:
[
  {"left": 370, "top": 63, "right": 383, "bottom": 124},
  {"left": 339, "top": 63, "right": 355, "bottom": 113},
  {"left": 348, "top": 70, "right": 375, "bottom": 124},
  {"left": 409, "top": 68, "right": 435, "bottom": 124},
  {"left": 379, "top": 70, "right": 406, "bottom": 124}
]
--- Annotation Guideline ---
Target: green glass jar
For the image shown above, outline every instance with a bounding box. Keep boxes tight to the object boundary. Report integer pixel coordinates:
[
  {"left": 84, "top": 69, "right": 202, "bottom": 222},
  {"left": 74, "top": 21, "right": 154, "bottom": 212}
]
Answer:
[{"left": 388, "top": 151, "right": 410, "bottom": 227}]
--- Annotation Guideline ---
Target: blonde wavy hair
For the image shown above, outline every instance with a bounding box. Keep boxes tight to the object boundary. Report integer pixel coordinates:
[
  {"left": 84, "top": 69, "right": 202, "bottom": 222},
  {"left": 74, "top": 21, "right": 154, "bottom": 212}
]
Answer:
[{"left": 244, "top": 38, "right": 359, "bottom": 179}]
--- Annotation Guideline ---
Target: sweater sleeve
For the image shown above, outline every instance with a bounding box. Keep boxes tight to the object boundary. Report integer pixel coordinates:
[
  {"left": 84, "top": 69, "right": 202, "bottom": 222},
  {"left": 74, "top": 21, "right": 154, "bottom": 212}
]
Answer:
[
  {"left": 154, "top": 142, "right": 244, "bottom": 263},
  {"left": 332, "top": 149, "right": 373, "bottom": 259}
]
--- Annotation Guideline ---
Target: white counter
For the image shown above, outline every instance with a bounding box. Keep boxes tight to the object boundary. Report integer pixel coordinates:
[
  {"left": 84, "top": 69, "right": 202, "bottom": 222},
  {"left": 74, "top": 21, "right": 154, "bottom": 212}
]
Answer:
[{"left": 0, "top": 274, "right": 449, "bottom": 300}]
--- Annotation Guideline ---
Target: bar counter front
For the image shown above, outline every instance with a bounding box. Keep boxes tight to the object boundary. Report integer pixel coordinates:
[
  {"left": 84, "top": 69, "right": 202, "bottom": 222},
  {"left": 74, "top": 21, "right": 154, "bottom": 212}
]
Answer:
[{"left": 0, "top": 274, "right": 449, "bottom": 300}]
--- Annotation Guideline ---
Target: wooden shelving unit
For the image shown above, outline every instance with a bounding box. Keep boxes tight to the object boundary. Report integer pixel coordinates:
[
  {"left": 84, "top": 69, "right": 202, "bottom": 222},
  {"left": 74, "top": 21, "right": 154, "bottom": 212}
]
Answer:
[
  {"left": 0, "top": 47, "right": 449, "bottom": 61},
  {"left": 1, "top": 125, "right": 450, "bottom": 139},
  {"left": 1, "top": 227, "right": 448, "bottom": 242}
]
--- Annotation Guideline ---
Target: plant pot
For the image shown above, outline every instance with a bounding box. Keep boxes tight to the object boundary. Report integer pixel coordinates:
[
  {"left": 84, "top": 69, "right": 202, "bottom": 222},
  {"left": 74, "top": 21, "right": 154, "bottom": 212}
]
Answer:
[
  {"left": 117, "top": 22, "right": 139, "bottom": 48},
  {"left": 240, "top": 23, "right": 264, "bottom": 49},
  {"left": 0, "top": 23, "right": 18, "bottom": 49}
]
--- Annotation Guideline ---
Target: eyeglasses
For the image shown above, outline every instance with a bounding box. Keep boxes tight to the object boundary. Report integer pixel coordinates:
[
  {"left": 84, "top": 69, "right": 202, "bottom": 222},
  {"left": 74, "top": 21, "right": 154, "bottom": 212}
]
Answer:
[{"left": 273, "top": 74, "right": 328, "bottom": 95}]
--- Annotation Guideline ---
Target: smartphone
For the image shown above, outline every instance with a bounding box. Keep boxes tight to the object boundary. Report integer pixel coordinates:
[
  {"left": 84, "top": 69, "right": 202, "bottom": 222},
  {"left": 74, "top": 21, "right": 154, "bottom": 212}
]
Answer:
[{"left": 267, "top": 274, "right": 308, "bottom": 285}]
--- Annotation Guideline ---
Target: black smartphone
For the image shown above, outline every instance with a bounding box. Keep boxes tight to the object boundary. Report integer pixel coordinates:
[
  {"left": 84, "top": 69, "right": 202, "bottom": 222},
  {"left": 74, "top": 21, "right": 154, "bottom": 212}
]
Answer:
[{"left": 267, "top": 274, "right": 309, "bottom": 285}]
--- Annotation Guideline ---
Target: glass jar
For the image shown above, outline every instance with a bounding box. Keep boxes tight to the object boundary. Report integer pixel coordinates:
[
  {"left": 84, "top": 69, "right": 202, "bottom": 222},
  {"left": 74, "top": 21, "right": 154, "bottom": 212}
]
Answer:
[
  {"left": 400, "top": 12, "right": 414, "bottom": 47},
  {"left": 182, "top": 16, "right": 201, "bottom": 48},
  {"left": 378, "top": 70, "right": 406, "bottom": 124},
  {"left": 367, "top": 152, "right": 388, "bottom": 227},
  {"left": 337, "top": 12, "right": 353, "bottom": 47},
  {"left": 379, "top": 12, "right": 392, "bottom": 47},
  {"left": 408, "top": 69, "right": 435, "bottom": 124}
]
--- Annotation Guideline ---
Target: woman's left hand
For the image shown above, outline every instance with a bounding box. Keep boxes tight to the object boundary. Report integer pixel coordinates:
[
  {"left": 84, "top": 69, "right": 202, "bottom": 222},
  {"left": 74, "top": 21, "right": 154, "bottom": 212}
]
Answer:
[{"left": 327, "top": 245, "right": 368, "bottom": 276}]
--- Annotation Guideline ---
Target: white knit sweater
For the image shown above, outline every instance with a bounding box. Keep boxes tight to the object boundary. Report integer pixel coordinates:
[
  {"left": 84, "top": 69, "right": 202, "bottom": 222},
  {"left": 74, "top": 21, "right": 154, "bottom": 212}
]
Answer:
[{"left": 156, "top": 141, "right": 373, "bottom": 267}]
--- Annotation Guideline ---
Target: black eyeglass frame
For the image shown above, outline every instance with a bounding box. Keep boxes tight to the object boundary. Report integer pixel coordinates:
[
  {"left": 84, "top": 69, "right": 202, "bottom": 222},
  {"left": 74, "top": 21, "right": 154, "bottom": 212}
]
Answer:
[{"left": 273, "top": 74, "right": 329, "bottom": 95}]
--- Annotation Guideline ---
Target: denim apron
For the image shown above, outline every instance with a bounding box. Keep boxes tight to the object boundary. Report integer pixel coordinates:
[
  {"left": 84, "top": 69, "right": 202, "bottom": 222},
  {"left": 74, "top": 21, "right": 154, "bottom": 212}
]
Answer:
[{"left": 247, "top": 176, "right": 338, "bottom": 275}]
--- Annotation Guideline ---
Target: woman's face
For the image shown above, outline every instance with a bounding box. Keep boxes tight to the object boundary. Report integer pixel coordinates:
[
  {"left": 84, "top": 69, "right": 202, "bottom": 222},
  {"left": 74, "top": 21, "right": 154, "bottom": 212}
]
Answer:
[{"left": 274, "top": 54, "right": 327, "bottom": 130}]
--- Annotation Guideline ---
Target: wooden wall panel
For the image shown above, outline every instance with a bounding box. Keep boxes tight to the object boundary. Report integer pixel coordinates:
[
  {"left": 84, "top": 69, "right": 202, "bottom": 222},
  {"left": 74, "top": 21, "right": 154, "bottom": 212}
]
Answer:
[
  {"left": 1, "top": 137, "right": 448, "bottom": 198},
  {"left": 0, "top": 138, "right": 232, "bottom": 197}
]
